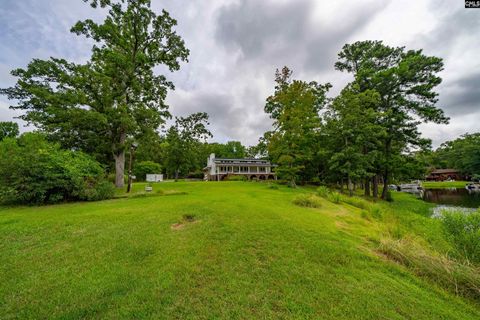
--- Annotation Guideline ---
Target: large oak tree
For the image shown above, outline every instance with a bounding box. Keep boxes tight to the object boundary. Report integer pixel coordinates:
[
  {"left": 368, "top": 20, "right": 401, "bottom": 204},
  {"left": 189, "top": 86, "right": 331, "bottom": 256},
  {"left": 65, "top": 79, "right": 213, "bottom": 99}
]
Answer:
[{"left": 1, "top": 0, "right": 189, "bottom": 187}]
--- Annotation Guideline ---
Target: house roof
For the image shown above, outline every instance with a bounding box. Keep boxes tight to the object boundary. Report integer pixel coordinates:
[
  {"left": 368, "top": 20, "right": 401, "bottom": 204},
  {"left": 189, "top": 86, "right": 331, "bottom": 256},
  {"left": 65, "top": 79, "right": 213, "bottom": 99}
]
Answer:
[
  {"left": 430, "top": 169, "right": 460, "bottom": 174},
  {"left": 214, "top": 157, "right": 269, "bottom": 162},
  {"left": 214, "top": 162, "right": 275, "bottom": 167}
]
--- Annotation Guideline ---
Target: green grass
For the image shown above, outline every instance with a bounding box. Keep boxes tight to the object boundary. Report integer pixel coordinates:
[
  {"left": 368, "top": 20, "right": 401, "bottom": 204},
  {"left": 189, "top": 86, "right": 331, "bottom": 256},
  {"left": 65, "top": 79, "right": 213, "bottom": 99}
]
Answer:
[
  {"left": 1, "top": 181, "right": 479, "bottom": 319},
  {"left": 422, "top": 181, "right": 470, "bottom": 188}
]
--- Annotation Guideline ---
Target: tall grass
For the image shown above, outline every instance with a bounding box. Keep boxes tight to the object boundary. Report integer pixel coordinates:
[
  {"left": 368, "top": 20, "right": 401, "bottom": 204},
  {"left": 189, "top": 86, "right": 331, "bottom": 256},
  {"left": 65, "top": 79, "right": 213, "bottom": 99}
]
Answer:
[
  {"left": 441, "top": 210, "right": 480, "bottom": 264},
  {"left": 292, "top": 194, "right": 322, "bottom": 208},
  {"left": 379, "top": 237, "right": 480, "bottom": 300},
  {"left": 316, "top": 186, "right": 330, "bottom": 198},
  {"left": 340, "top": 195, "right": 372, "bottom": 210},
  {"left": 327, "top": 192, "right": 341, "bottom": 204}
]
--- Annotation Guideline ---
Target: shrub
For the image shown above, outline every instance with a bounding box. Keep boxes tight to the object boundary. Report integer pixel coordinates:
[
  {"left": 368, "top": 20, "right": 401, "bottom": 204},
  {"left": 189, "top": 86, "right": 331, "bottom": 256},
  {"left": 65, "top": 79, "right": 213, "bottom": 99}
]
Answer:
[
  {"left": 267, "top": 183, "right": 279, "bottom": 190},
  {"left": 79, "top": 180, "right": 115, "bottom": 201},
  {"left": 0, "top": 133, "right": 113, "bottom": 204},
  {"left": 133, "top": 161, "right": 162, "bottom": 182},
  {"left": 225, "top": 175, "right": 247, "bottom": 181},
  {"left": 186, "top": 171, "right": 204, "bottom": 179},
  {"left": 293, "top": 194, "right": 322, "bottom": 208},
  {"left": 327, "top": 192, "right": 341, "bottom": 204},
  {"left": 107, "top": 173, "right": 127, "bottom": 185},
  {"left": 316, "top": 186, "right": 330, "bottom": 198},
  {"left": 441, "top": 211, "right": 480, "bottom": 263}
]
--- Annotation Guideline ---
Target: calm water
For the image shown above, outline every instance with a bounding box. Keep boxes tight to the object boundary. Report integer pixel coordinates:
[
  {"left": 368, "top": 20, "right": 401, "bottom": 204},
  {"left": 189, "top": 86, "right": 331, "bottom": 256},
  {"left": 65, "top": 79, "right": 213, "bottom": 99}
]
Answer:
[{"left": 422, "top": 188, "right": 480, "bottom": 209}]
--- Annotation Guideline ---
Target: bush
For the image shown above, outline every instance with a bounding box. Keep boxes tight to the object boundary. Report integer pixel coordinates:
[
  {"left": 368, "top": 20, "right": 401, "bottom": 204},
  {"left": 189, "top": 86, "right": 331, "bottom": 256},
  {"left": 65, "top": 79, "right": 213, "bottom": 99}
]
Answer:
[
  {"left": 0, "top": 133, "right": 113, "bottom": 204},
  {"left": 133, "top": 161, "right": 162, "bottom": 182},
  {"left": 267, "top": 183, "right": 279, "bottom": 190},
  {"left": 293, "top": 194, "right": 322, "bottom": 208},
  {"left": 78, "top": 179, "right": 115, "bottom": 201},
  {"left": 327, "top": 192, "right": 341, "bottom": 204},
  {"left": 225, "top": 175, "right": 247, "bottom": 181},
  {"left": 186, "top": 171, "right": 204, "bottom": 179},
  {"left": 441, "top": 211, "right": 480, "bottom": 263},
  {"left": 107, "top": 173, "right": 127, "bottom": 185},
  {"left": 316, "top": 186, "right": 330, "bottom": 198}
]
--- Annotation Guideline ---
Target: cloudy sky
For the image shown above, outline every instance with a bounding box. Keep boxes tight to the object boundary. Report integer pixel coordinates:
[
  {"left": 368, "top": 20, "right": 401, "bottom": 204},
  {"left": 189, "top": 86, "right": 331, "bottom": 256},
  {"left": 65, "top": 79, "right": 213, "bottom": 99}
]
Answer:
[{"left": 0, "top": 0, "right": 479, "bottom": 147}]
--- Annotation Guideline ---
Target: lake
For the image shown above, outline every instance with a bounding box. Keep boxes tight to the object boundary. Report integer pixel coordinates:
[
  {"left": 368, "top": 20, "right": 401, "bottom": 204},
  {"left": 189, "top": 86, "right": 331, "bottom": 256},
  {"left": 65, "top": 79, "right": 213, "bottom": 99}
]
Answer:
[{"left": 422, "top": 188, "right": 480, "bottom": 209}]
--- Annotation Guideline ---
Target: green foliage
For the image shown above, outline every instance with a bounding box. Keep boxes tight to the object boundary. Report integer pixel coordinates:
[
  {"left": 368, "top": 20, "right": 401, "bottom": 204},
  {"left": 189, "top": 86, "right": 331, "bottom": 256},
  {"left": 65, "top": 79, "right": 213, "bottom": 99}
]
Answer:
[
  {"left": 133, "top": 161, "right": 162, "bottom": 182},
  {"left": 370, "top": 205, "right": 384, "bottom": 220},
  {"left": 340, "top": 195, "right": 372, "bottom": 210},
  {"left": 206, "top": 141, "right": 247, "bottom": 159},
  {"left": 441, "top": 211, "right": 480, "bottom": 263},
  {"left": 163, "top": 112, "right": 212, "bottom": 180},
  {"left": 335, "top": 40, "right": 448, "bottom": 199},
  {"left": 0, "top": 133, "right": 113, "bottom": 204},
  {"left": 379, "top": 237, "right": 480, "bottom": 301},
  {"left": 316, "top": 186, "right": 330, "bottom": 198},
  {"left": 264, "top": 66, "right": 330, "bottom": 186},
  {"left": 225, "top": 175, "right": 247, "bottom": 181},
  {"left": 434, "top": 133, "right": 480, "bottom": 176},
  {"left": 164, "top": 112, "right": 212, "bottom": 179},
  {"left": 323, "top": 86, "right": 384, "bottom": 195},
  {"left": 1, "top": 0, "right": 189, "bottom": 187},
  {"left": 292, "top": 194, "right": 322, "bottom": 208},
  {"left": 327, "top": 192, "right": 341, "bottom": 204},
  {"left": 0, "top": 122, "right": 19, "bottom": 141},
  {"left": 186, "top": 171, "right": 204, "bottom": 179},
  {"left": 267, "top": 183, "right": 279, "bottom": 190}
]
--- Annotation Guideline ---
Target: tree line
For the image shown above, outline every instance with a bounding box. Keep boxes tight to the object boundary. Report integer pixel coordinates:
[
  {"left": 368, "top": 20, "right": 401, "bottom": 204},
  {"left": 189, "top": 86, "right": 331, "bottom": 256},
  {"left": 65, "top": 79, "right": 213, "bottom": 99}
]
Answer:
[{"left": 260, "top": 41, "right": 449, "bottom": 199}]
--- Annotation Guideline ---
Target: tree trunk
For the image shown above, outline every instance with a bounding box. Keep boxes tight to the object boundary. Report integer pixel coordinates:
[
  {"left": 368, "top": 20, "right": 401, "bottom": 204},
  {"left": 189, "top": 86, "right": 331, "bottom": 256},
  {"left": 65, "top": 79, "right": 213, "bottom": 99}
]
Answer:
[
  {"left": 381, "top": 138, "right": 392, "bottom": 200},
  {"left": 372, "top": 175, "right": 378, "bottom": 198},
  {"left": 348, "top": 176, "right": 353, "bottom": 196},
  {"left": 365, "top": 178, "right": 371, "bottom": 197},
  {"left": 114, "top": 151, "right": 125, "bottom": 188},
  {"left": 175, "top": 169, "right": 179, "bottom": 181},
  {"left": 114, "top": 132, "right": 126, "bottom": 188},
  {"left": 381, "top": 169, "right": 389, "bottom": 200}
]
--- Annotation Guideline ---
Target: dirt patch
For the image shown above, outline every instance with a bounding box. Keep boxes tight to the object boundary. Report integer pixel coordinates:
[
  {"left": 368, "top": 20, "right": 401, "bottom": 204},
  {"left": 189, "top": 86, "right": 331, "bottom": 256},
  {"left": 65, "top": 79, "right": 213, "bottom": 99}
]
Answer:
[
  {"left": 170, "top": 216, "right": 200, "bottom": 231},
  {"left": 170, "top": 223, "right": 185, "bottom": 230}
]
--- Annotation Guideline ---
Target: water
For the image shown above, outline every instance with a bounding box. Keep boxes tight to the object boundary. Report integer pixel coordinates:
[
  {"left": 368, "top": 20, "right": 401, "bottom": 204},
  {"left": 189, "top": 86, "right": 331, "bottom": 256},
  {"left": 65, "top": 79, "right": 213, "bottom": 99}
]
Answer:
[{"left": 423, "top": 188, "right": 480, "bottom": 208}]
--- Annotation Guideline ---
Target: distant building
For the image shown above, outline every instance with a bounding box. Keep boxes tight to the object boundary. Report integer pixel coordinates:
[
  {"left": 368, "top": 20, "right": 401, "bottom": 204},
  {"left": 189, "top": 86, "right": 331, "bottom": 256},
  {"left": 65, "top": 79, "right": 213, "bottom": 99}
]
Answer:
[
  {"left": 203, "top": 153, "right": 277, "bottom": 181},
  {"left": 426, "top": 169, "right": 464, "bottom": 181}
]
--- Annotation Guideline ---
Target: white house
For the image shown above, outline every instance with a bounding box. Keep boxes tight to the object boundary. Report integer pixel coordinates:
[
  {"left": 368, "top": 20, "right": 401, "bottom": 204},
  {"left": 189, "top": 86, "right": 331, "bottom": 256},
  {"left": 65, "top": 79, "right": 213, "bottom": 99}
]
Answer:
[{"left": 203, "top": 153, "right": 277, "bottom": 181}]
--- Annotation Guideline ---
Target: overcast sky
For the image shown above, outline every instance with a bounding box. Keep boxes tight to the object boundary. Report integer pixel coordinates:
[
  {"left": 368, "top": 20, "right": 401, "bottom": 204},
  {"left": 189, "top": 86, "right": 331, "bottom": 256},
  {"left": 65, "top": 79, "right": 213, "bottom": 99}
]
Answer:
[{"left": 1, "top": 0, "right": 479, "bottom": 147}]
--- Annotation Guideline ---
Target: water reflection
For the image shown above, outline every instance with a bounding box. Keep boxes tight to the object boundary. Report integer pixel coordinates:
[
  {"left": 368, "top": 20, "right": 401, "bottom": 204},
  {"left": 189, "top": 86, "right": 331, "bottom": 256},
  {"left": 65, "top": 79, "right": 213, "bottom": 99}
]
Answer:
[{"left": 423, "top": 188, "right": 480, "bottom": 208}]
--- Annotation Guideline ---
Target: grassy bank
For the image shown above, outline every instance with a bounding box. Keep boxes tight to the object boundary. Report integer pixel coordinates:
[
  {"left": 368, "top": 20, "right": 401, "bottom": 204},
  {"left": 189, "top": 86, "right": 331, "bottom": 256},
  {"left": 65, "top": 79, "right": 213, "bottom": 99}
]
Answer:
[
  {"left": 1, "top": 182, "right": 479, "bottom": 319},
  {"left": 422, "top": 181, "right": 470, "bottom": 188}
]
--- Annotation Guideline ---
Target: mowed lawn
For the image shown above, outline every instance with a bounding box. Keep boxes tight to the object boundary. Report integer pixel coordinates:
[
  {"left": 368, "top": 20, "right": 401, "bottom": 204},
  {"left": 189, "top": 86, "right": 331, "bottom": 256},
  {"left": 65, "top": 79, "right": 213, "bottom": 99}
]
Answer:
[
  {"left": 0, "top": 182, "right": 478, "bottom": 319},
  {"left": 422, "top": 181, "right": 470, "bottom": 188}
]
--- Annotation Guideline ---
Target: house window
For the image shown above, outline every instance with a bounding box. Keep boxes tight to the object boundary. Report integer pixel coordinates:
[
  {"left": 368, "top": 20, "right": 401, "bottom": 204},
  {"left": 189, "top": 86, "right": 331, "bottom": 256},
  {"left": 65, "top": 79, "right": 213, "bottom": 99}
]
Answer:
[{"left": 259, "top": 167, "right": 266, "bottom": 173}]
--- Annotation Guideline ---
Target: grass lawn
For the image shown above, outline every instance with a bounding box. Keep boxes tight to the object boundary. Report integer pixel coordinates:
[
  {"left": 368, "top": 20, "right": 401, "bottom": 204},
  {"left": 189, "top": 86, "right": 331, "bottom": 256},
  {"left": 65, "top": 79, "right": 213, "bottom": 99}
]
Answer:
[
  {"left": 1, "top": 182, "right": 479, "bottom": 319},
  {"left": 422, "top": 181, "right": 470, "bottom": 188}
]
